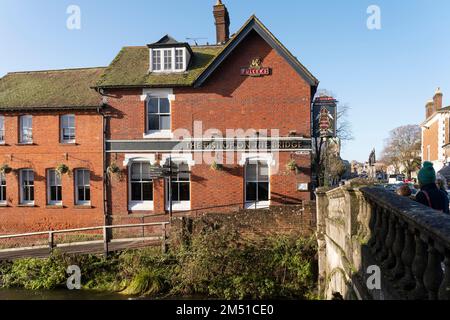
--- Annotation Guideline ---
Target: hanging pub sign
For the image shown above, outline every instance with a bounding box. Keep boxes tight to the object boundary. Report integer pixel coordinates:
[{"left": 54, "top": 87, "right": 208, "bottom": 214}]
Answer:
[
  {"left": 240, "top": 58, "right": 271, "bottom": 77},
  {"left": 312, "top": 96, "right": 337, "bottom": 138}
]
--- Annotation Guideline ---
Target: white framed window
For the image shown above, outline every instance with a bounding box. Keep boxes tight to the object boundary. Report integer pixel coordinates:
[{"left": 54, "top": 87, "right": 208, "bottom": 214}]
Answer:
[
  {"left": 163, "top": 49, "right": 172, "bottom": 70},
  {"left": 47, "top": 169, "right": 62, "bottom": 205},
  {"left": 152, "top": 50, "right": 161, "bottom": 71},
  {"left": 60, "top": 114, "right": 75, "bottom": 143},
  {"left": 75, "top": 169, "right": 90, "bottom": 205},
  {"left": 20, "top": 115, "right": 33, "bottom": 144},
  {"left": 151, "top": 48, "right": 186, "bottom": 72},
  {"left": 166, "top": 161, "right": 191, "bottom": 211},
  {"left": 20, "top": 169, "right": 34, "bottom": 205},
  {"left": 129, "top": 162, "right": 154, "bottom": 211},
  {"left": 175, "top": 49, "right": 184, "bottom": 70},
  {"left": 0, "top": 116, "right": 4, "bottom": 144},
  {"left": 245, "top": 160, "right": 270, "bottom": 209},
  {"left": 147, "top": 97, "right": 171, "bottom": 133},
  {"left": 0, "top": 173, "right": 6, "bottom": 205}
]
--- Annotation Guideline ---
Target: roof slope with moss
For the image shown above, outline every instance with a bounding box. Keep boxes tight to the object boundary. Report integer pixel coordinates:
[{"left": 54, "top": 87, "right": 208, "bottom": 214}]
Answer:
[
  {"left": 95, "top": 45, "right": 224, "bottom": 88},
  {"left": 0, "top": 67, "right": 105, "bottom": 111}
]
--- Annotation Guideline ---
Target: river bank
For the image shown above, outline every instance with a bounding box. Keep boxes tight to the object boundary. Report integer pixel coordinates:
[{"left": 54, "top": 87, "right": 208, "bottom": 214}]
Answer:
[{"left": 0, "top": 227, "right": 318, "bottom": 300}]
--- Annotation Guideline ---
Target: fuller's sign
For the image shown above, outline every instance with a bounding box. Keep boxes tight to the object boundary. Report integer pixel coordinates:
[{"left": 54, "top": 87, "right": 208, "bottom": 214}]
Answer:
[{"left": 240, "top": 58, "right": 271, "bottom": 77}]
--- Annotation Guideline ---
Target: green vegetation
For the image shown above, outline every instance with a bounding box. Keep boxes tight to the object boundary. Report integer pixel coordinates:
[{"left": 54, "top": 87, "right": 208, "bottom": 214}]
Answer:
[{"left": 0, "top": 228, "right": 318, "bottom": 300}]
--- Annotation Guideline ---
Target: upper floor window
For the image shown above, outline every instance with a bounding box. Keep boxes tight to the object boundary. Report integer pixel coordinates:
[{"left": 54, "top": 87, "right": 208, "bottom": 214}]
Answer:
[
  {"left": 75, "top": 169, "right": 90, "bottom": 206},
  {"left": 20, "top": 115, "right": 32, "bottom": 144},
  {"left": 61, "top": 114, "right": 75, "bottom": 143},
  {"left": 151, "top": 48, "right": 186, "bottom": 73},
  {"left": 47, "top": 169, "right": 62, "bottom": 205},
  {"left": 147, "top": 97, "right": 171, "bottom": 132},
  {"left": 20, "top": 169, "right": 34, "bottom": 205},
  {"left": 0, "top": 116, "right": 4, "bottom": 144},
  {"left": 0, "top": 173, "right": 6, "bottom": 205}
]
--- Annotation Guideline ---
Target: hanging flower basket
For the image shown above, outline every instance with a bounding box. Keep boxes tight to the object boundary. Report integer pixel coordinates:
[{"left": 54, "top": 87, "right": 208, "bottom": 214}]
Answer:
[
  {"left": 0, "top": 164, "right": 12, "bottom": 175},
  {"left": 56, "top": 164, "right": 70, "bottom": 176},
  {"left": 107, "top": 162, "right": 121, "bottom": 176},
  {"left": 287, "top": 160, "right": 297, "bottom": 172}
]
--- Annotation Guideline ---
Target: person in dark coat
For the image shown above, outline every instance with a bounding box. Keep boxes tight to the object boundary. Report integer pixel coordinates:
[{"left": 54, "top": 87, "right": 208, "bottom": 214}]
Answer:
[{"left": 415, "top": 162, "right": 450, "bottom": 214}]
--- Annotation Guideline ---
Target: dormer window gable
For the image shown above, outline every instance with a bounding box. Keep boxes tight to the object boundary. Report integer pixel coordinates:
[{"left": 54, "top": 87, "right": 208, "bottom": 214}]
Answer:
[{"left": 147, "top": 35, "right": 192, "bottom": 73}]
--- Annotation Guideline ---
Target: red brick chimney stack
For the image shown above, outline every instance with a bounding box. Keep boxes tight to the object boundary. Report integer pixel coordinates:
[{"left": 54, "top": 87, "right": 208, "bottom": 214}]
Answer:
[
  {"left": 213, "top": 0, "right": 230, "bottom": 44},
  {"left": 434, "top": 87, "right": 443, "bottom": 111}
]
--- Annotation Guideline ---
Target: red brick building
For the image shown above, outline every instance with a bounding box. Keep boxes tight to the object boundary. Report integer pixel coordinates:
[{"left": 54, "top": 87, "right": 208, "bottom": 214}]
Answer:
[
  {"left": 0, "top": 2, "right": 318, "bottom": 233},
  {"left": 0, "top": 68, "right": 105, "bottom": 233}
]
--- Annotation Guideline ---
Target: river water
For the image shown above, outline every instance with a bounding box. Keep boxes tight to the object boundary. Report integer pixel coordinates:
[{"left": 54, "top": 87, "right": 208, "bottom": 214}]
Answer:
[{"left": 0, "top": 288, "right": 135, "bottom": 300}]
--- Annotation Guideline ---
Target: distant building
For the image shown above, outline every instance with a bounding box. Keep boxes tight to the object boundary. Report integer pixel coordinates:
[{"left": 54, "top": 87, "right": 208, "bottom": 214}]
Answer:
[{"left": 421, "top": 88, "right": 450, "bottom": 171}]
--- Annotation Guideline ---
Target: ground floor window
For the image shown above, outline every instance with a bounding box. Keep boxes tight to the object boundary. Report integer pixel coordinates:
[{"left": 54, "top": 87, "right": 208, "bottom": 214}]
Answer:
[
  {"left": 47, "top": 169, "right": 62, "bottom": 205},
  {"left": 20, "top": 169, "right": 34, "bottom": 205},
  {"left": 166, "top": 161, "right": 190, "bottom": 211},
  {"left": 129, "top": 162, "right": 153, "bottom": 211},
  {"left": 0, "top": 173, "right": 6, "bottom": 204},
  {"left": 245, "top": 160, "right": 270, "bottom": 209},
  {"left": 75, "top": 169, "right": 90, "bottom": 205}
]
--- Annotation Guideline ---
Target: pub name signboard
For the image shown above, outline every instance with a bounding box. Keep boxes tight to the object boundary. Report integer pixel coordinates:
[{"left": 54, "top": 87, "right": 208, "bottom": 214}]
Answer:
[
  {"left": 312, "top": 96, "right": 337, "bottom": 138},
  {"left": 240, "top": 58, "right": 271, "bottom": 77},
  {"left": 106, "top": 138, "right": 312, "bottom": 153}
]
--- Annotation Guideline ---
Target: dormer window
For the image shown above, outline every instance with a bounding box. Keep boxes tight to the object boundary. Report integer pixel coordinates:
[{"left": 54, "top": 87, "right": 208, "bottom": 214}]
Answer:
[{"left": 148, "top": 35, "right": 192, "bottom": 73}]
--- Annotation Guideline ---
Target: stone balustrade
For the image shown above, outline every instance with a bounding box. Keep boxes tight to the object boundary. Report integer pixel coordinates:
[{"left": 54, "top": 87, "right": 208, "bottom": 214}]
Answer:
[{"left": 316, "top": 185, "right": 450, "bottom": 300}]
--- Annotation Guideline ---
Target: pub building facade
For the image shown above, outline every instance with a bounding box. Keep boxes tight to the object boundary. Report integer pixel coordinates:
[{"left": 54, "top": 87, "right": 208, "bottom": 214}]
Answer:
[{"left": 0, "top": 1, "right": 318, "bottom": 233}]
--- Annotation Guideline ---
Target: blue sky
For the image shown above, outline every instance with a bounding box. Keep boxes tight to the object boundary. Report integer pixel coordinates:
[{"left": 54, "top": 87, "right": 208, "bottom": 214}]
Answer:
[{"left": 1, "top": 0, "right": 449, "bottom": 162}]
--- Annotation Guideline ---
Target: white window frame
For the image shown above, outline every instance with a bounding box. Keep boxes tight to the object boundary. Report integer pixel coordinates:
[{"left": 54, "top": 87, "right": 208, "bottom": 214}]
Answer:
[
  {"left": 75, "top": 169, "right": 91, "bottom": 206},
  {"left": 162, "top": 154, "right": 194, "bottom": 212},
  {"left": 20, "top": 169, "right": 34, "bottom": 205},
  {"left": 150, "top": 48, "right": 186, "bottom": 73},
  {"left": 60, "top": 114, "right": 76, "bottom": 144},
  {"left": 128, "top": 161, "right": 154, "bottom": 211},
  {"left": 244, "top": 159, "right": 271, "bottom": 210},
  {"left": 0, "top": 173, "right": 6, "bottom": 205},
  {"left": 47, "top": 169, "right": 62, "bottom": 206},
  {"left": 20, "top": 115, "right": 33, "bottom": 144},
  {"left": 0, "top": 115, "right": 5, "bottom": 144}
]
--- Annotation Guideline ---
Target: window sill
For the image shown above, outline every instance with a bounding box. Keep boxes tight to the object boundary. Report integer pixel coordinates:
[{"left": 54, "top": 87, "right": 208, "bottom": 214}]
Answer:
[
  {"left": 18, "top": 204, "right": 37, "bottom": 208},
  {"left": 46, "top": 205, "right": 64, "bottom": 209},
  {"left": 59, "top": 142, "right": 78, "bottom": 146},
  {"left": 143, "top": 131, "right": 173, "bottom": 139},
  {"left": 74, "top": 205, "right": 93, "bottom": 209},
  {"left": 129, "top": 202, "right": 154, "bottom": 212},
  {"left": 16, "top": 143, "right": 35, "bottom": 146},
  {"left": 245, "top": 202, "right": 270, "bottom": 210},
  {"left": 0, "top": 204, "right": 9, "bottom": 208},
  {"left": 167, "top": 202, "right": 191, "bottom": 212}
]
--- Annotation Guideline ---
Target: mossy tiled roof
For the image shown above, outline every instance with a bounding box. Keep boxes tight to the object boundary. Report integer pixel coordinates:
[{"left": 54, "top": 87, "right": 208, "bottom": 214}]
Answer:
[
  {"left": 96, "top": 45, "right": 224, "bottom": 88},
  {"left": 0, "top": 67, "right": 105, "bottom": 111}
]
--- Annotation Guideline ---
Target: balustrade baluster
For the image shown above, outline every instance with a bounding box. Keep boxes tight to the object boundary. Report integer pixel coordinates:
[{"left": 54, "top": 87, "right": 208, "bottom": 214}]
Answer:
[
  {"left": 423, "top": 240, "right": 444, "bottom": 300},
  {"left": 399, "top": 226, "right": 416, "bottom": 292},
  {"left": 376, "top": 209, "right": 389, "bottom": 261},
  {"left": 410, "top": 232, "right": 428, "bottom": 300},
  {"left": 368, "top": 202, "right": 379, "bottom": 250},
  {"left": 438, "top": 250, "right": 450, "bottom": 300},
  {"left": 380, "top": 213, "right": 395, "bottom": 263},
  {"left": 383, "top": 215, "right": 398, "bottom": 271},
  {"left": 391, "top": 219, "right": 406, "bottom": 280}
]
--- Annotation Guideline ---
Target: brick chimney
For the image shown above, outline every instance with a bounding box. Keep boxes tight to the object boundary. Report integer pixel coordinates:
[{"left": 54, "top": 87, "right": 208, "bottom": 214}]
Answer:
[
  {"left": 426, "top": 100, "right": 435, "bottom": 119},
  {"left": 434, "top": 87, "right": 443, "bottom": 111},
  {"left": 213, "top": 0, "right": 230, "bottom": 44}
]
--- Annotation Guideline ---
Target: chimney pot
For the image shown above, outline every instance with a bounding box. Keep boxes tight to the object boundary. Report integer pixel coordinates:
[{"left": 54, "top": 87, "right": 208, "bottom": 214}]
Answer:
[
  {"left": 213, "top": 0, "right": 230, "bottom": 44},
  {"left": 434, "top": 87, "right": 443, "bottom": 111}
]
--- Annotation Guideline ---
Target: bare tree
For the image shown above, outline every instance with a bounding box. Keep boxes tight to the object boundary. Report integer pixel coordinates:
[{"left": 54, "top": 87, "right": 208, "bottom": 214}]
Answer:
[{"left": 381, "top": 125, "right": 421, "bottom": 179}]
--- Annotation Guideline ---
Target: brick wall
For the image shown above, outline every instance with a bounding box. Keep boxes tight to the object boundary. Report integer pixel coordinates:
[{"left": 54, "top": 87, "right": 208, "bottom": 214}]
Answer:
[
  {"left": 422, "top": 119, "right": 439, "bottom": 162},
  {"left": 0, "top": 111, "right": 104, "bottom": 234},
  {"left": 171, "top": 202, "right": 316, "bottom": 246}
]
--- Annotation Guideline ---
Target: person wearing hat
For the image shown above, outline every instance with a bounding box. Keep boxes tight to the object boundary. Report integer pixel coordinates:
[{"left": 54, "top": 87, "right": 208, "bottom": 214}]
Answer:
[{"left": 415, "top": 162, "right": 449, "bottom": 214}]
